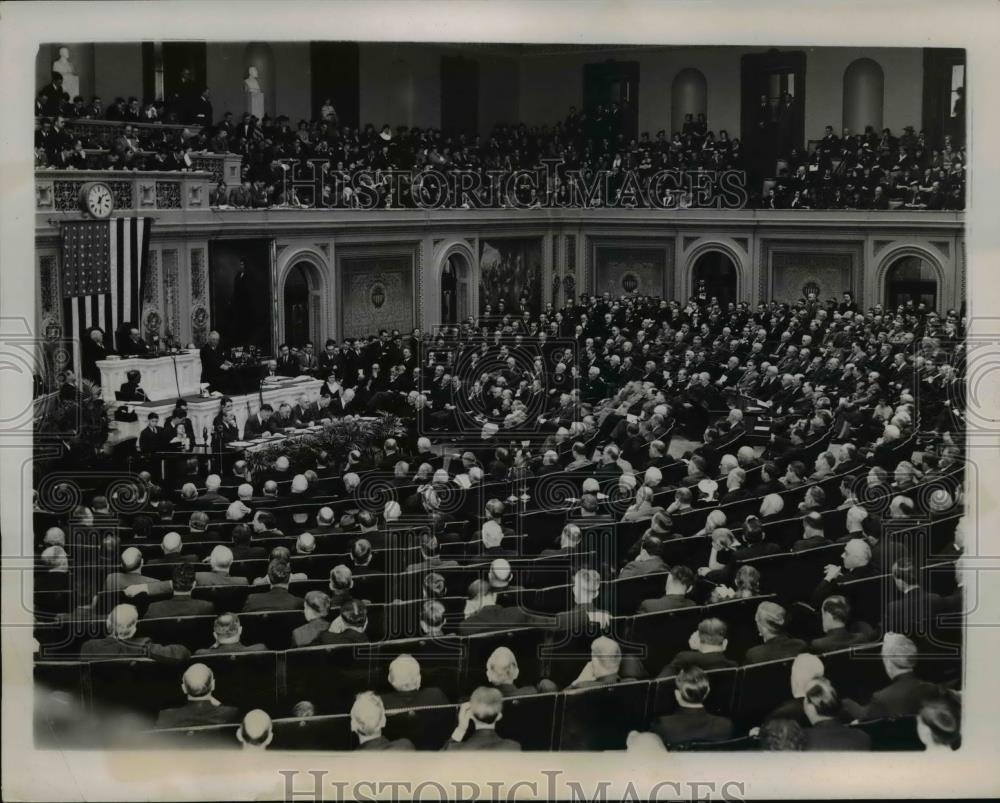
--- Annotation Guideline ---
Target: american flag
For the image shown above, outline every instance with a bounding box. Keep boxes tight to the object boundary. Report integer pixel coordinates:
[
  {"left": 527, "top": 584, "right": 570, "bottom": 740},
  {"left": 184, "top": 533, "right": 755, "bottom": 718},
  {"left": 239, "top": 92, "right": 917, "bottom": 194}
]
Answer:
[{"left": 61, "top": 217, "right": 152, "bottom": 375}]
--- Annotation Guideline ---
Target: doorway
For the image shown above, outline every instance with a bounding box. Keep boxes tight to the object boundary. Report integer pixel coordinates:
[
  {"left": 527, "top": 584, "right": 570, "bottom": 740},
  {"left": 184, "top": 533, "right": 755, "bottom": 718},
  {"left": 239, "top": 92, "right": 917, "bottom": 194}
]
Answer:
[
  {"left": 692, "top": 251, "right": 739, "bottom": 309},
  {"left": 885, "top": 256, "right": 938, "bottom": 311},
  {"left": 584, "top": 61, "right": 640, "bottom": 143}
]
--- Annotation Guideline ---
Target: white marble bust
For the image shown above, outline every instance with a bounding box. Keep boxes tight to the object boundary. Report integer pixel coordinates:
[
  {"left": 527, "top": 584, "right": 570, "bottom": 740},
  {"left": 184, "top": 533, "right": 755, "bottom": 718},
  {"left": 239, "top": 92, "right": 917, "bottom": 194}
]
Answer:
[
  {"left": 52, "top": 46, "right": 79, "bottom": 99},
  {"left": 244, "top": 66, "right": 264, "bottom": 118}
]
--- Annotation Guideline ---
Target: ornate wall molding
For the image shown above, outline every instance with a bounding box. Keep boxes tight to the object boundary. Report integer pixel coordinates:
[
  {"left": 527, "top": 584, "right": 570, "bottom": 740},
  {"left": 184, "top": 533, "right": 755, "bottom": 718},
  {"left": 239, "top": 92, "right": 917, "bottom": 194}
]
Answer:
[
  {"left": 39, "top": 255, "right": 58, "bottom": 318},
  {"left": 872, "top": 239, "right": 893, "bottom": 257},
  {"left": 190, "top": 248, "right": 206, "bottom": 303},
  {"left": 930, "top": 240, "right": 951, "bottom": 259},
  {"left": 189, "top": 247, "right": 208, "bottom": 345},
  {"left": 161, "top": 249, "right": 181, "bottom": 340}
]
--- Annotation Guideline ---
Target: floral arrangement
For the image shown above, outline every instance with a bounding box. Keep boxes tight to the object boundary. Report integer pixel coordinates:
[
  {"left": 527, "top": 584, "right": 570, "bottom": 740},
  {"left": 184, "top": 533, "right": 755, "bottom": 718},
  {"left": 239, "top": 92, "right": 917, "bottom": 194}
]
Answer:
[
  {"left": 244, "top": 414, "right": 407, "bottom": 478},
  {"left": 35, "top": 377, "right": 109, "bottom": 446}
]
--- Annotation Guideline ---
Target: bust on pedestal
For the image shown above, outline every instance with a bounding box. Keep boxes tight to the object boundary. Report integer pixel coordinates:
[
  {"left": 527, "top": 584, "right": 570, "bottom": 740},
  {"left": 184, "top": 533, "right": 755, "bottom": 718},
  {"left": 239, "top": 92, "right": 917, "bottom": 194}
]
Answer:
[
  {"left": 52, "top": 46, "right": 79, "bottom": 101},
  {"left": 244, "top": 66, "right": 264, "bottom": 119}
]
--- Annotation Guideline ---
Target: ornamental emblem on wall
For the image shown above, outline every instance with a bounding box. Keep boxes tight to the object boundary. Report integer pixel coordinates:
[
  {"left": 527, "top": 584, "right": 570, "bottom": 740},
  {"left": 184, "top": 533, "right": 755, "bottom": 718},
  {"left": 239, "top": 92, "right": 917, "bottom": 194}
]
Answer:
[
  {"left": 802, "top": 281, "right": 821, "bottom": 298},
  {"left": 370, "top": 282, "right": 386, "bottom": 309},
  {"left": 621, "top": 272, "right": 639, "bottom": 293}
]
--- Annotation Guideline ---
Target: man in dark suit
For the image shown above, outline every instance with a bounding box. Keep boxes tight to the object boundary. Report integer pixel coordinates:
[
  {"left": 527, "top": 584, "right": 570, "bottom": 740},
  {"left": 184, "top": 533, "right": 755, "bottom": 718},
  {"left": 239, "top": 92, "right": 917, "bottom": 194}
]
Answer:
[
  {"left": 744, "top": 601, "right": 807, "bottom": 664},
  {"left": 791, "top": 512, "right": 832, "bottom": 552},
  {"left": 809, "top": 595, "right": 876, "bottom": 652},
  {"left": 638, "top": 565, "right": 697, "bottom": 614},
  {"left": 138, "top": 412, "right": 166, "bottom": 454},
  {"left": 146, "top": 532, "right": 200, "bottom": 567},
  {"left": 323, "top": 599, "right": 371, "bottom": 646},
  {"left": 457, "top": 580, "right": 543, "bottom": 635},
  {"left": 145, "top": 564, "right": 214, "bottom": 619},
  {"left": 651, "top": 667, "right": 735, "bottom": 747},
  {"left": 230, "top": 524, "right": 267, "bottom": 561},
  {"left": 379, "top": 654, "right": 451, "bottom": 711},
  {"left": 118, "top": 325, "right": 150, "bottom": 358},
  {"left": 350, "top": 692, "right": 416, "bottom": 750},
  {"left": 243, "top": 560, "right": 305, "bottom": 612},
  {"left": 194, "top": 613, "right": 267, "bottom": 655},
  {"left": 290, "top": 590, "right": 335, "bottom": 647},
  {"left": 195, "top": 545, "right": 249, "bottom": 588},
  {"left": 803, "top": 677, "right": 871, "bottom": 750},
  {"left": 810, "top": 537, "right": 877, "bottom": 607},
  {"left": 883, "top": 555, "right": 940, "bottom": 638},
  {"left": 275, "top": 343, "right": 300, "bottom": 377},
  {"left": 301, "top": 393, "right": 334, "bottom": 424},
  {"left": 154, "top": 663, "right": 241, "bottom": 729},
  {"left": 200, "top": 330, "right": 232, "bottom": 389},
  {"left": 211, "top": 397, "right": 241, "bottom": 449},
  {"left": 844, "top": 633, "right": 938, "bottom": 721},
  {"left": 242, "top": 405, "right": 274, "bottom": 440},
  {"left": 80, "top": 604, "right": 190, "bottom": 662},
  {"left": 81, "top": 327, "right": 110, "bottom": 385},
  {"left": 194, "top": 474, "right": 229, "bottom": 509},
  {"left": 271, "top": 402, "right": 303, "bottom": 430},
  {"left": 659, "top": 618, "right": 738, "bottom": 677},
  {"left": 104, "top": 547, "right": 171, "bottom": 594},
  {"left": 442, "top": 687, "right": 522, "bottom": 750}
]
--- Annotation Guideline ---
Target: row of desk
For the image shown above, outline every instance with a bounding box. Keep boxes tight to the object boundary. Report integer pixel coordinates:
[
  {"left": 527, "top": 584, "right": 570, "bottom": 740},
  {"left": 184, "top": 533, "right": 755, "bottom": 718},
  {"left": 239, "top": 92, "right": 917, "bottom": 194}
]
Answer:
[{"left": 98, "top": 353, "right": 324, "bottom": 446}]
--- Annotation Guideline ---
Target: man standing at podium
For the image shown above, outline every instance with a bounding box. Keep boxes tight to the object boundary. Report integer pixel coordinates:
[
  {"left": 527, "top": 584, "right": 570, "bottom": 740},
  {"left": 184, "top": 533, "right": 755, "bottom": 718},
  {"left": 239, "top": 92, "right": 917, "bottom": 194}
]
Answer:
[{"left": 200, "top": 330, "right": 232, "bottom": 390}]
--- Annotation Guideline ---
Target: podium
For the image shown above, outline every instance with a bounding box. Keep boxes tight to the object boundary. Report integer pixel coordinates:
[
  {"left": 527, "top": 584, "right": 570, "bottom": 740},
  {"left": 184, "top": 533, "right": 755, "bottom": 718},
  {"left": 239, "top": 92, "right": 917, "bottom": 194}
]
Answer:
[{"left": 97, "top": 351, "right": 202, "bottom": 402}]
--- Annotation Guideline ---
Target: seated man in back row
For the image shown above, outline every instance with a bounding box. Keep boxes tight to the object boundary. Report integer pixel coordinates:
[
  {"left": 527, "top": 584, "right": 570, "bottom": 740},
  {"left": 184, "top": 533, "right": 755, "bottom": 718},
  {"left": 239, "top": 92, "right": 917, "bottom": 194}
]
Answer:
[{"left": 442, "top": 687, "right": 522, "bottom": 751}]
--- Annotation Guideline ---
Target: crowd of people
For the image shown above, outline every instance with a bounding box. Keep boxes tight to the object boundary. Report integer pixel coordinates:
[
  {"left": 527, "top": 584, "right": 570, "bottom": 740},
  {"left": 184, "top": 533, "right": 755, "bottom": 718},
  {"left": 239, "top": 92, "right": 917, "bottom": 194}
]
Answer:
[
  {"left": 763, "top": 125, "right": 966, "bottom": 211},
  {"left": 36, "top": 288, "right": 965, "bottom": 750},
  {"left": 34, "top": 68, "right": 966, "bottom": 210}
]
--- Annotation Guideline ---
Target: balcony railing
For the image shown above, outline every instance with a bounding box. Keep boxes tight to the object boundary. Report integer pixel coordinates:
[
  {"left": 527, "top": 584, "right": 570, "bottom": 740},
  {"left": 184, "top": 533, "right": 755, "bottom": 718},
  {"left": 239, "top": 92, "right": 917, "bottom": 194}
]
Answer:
[{"left": 36, "top": 169, "right": 218, "bottom": 213}]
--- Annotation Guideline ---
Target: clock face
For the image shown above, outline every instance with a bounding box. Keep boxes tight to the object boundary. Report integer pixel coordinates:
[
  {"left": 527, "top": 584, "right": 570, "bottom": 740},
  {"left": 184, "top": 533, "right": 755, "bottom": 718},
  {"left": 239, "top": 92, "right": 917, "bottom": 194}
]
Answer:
[{"left": 86, "top": 183, "right": 114, "bottom": 218}]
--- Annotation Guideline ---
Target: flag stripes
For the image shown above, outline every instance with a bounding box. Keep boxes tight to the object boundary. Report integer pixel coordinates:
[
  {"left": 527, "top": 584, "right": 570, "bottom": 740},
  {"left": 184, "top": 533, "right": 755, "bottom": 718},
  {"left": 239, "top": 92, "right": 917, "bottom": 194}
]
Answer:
[{"left": 61, "top": 217, "right": 152, "bottom": 379}]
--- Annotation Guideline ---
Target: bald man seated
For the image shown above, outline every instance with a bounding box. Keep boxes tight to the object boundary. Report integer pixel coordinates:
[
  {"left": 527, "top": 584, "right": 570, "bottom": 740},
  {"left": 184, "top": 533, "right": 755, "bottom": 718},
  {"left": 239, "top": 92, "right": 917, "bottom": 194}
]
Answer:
[
  {"left": 442, "top": 687, "right": 521, "bottom": 751},
  {"left": 350, "top": 692, "right": 415, "bottom": 751},
  {"left": 80, "top": 604, "right": 190, "bottom": 662},
  {"left": 379, "top": 654, "right": 450, "bottom": 711},
  {"left": 195, "top": 613, "right": 266, "bottom": 655},
  {"left": 194, "top": 474, "right": 229, "bottom": 509},
  {"left": 104, "top": 547, "right": 171, "bottom": 594},
  {"left": 237, "top": 709, "right": 273, "bottom": 750},
  {"left": 154, "top": 663, "right": 241, "bottom": 729},
  {"left": 565, "top": 636, "right": 624, "bottom": 689},
  {"left": 195, "top": 545, "right": 249, "bottom": 587},
  {"left": 146, "top": 531, "right": 199, "bottom": 565}
]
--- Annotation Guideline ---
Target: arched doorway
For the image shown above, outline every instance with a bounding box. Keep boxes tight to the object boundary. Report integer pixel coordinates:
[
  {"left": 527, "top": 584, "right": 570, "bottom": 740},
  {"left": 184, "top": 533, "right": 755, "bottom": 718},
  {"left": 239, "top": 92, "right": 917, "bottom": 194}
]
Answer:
[
  {"left": 283, "top": 263, "right": 310, "bottom": 346},
  {"left": 692, "top": 251, "right": 738, "bottom": 308},
  {"left": 885, "top": 255, "right": 938, "bottom": 311},
  {"left": 441, "top": 252, "right": 473, "bottom": 324}
]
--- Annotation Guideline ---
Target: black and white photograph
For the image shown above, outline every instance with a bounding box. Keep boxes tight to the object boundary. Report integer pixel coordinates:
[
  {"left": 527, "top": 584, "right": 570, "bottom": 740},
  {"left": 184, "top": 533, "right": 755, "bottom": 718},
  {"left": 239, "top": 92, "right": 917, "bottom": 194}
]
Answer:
[{"left": 2, "top": 1, "right": 999, "bottom": 800}]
